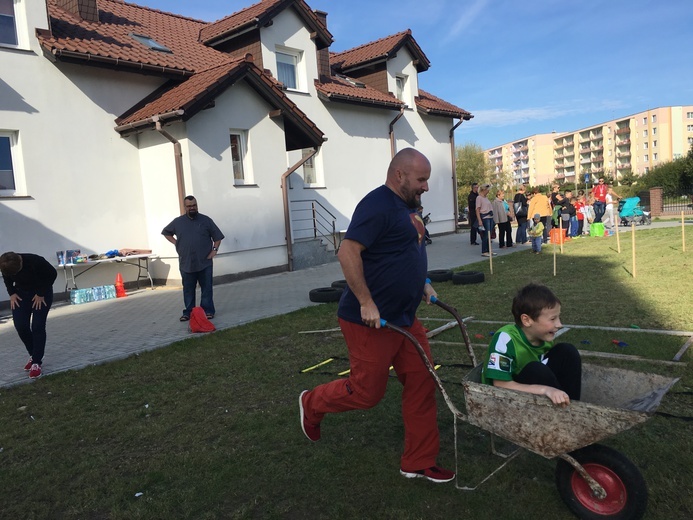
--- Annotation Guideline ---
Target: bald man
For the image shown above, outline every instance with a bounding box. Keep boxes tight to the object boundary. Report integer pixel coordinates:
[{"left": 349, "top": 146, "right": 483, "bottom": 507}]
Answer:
[{"left": 299, "top": 148, "right": 455, "bottom": 484}]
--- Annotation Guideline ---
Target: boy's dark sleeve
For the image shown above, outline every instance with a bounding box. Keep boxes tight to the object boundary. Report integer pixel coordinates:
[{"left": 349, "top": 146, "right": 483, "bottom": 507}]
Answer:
[
  {"left": 2, "top": 273, "right": 14, "bottom": 297},
  {"left": 33, "top": 256, "right": 58, "bottom": 297}
]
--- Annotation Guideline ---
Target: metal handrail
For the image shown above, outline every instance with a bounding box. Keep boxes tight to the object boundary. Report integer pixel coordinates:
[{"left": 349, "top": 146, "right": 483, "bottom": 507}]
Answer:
[{"left": 290, "top": 199, "right": 338, "bottom": 250}]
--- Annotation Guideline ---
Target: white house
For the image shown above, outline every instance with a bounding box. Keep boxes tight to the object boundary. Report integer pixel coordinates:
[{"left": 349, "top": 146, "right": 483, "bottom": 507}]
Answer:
[{"left": 0, "top": 0, "right": 472, "bottom": 299}]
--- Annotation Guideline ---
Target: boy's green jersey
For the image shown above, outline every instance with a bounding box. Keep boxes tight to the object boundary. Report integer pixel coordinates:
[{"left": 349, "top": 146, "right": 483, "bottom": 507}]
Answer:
[{"left": 481, "top": 324, "right": 553, "bottom": 384}]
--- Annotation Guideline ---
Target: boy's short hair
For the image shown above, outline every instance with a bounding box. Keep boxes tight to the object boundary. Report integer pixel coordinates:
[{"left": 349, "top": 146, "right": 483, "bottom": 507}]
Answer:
[
  {"left": 511, "top": 283, "right": 561, "bottom": 325},
  {"left": 0, "top": 252, "right": 22, "bottom": 276}
]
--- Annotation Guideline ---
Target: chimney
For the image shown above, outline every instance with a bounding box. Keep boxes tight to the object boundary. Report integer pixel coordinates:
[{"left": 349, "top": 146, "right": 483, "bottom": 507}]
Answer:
[
  {"left": 314, "top": 10, "right": 330, "bottom": 80},
  {"left": 55, "top": 0, "right": 99, "bottom": 23}
]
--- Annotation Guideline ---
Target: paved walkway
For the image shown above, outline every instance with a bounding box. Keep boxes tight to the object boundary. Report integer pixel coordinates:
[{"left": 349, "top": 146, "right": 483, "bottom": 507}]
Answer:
[
  {"left": 1, "top": 231, "right": 496, "bottom": 387},
  {"left": 1, "top": 221, "right": 687, "bottom": 388}
]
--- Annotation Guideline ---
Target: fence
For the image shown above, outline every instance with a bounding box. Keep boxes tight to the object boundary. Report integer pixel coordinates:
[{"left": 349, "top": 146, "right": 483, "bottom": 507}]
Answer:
[{"left": 648, "top": 186, "right": 693, "bottom": 217}]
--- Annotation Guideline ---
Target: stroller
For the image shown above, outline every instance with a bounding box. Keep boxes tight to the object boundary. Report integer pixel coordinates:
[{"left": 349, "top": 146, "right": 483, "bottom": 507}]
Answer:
[{"left": 619, "top": 196, "right": 651, "bottom": 226}]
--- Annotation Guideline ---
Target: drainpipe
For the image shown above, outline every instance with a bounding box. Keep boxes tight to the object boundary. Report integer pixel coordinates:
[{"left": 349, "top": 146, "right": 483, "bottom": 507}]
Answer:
[
  {"left": 281, "top": 148, "right": 319, "bottom": 271},
  {"left": 155, "top": 119, "right": 186, "bottom": 215},
  {"left": 450, "top": 118, "right": 464, "bottom": 232},
  {"left": 389, "top": 108, "right": 405, "bottom": 158}
]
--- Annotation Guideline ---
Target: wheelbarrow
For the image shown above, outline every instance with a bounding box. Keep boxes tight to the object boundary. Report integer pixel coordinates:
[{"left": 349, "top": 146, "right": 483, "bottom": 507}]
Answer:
[{"left": 382, "top": 297, "right": 680, "bottom": 520}]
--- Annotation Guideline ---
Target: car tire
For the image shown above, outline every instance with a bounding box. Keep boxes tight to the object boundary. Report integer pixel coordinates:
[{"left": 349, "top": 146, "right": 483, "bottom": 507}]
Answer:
[
  {"left": 427, "top": 269, "right": 453, "bottom": 282},
  {"left": 452, "top": 271, "right": 485, "bottom": 285},
  {"left": 331, "top": 279, "right": 348, "bottom": 290},
  {"left": 309, "top": 287, "right": 343, "bottom": 303}
]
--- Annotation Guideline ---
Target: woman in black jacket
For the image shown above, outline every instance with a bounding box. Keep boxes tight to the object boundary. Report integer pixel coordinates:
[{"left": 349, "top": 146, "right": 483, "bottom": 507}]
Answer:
[
  {"left": 0, "top": 252, "right": 57, "bottom": 379},
  {"left": 513, "top": 185, "right": 529, "bottom": 244}
]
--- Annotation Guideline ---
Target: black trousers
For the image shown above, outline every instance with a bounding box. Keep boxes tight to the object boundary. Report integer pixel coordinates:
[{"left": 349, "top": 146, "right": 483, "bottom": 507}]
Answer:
[
  {"left": 515, "top": 342, "right": 581, "bottom": 400},
  {"left": 12, "top": 287, "right": 53, "bottom": 366}
]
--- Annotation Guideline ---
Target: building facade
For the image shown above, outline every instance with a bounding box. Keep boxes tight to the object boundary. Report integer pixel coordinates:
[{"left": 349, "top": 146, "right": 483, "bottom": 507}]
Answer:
[
  {"left": 1, "top": 0, "right": 471, "bottom": 300},
  {"left": 485, "top": 106, "right": 693, "bottom": 186}
]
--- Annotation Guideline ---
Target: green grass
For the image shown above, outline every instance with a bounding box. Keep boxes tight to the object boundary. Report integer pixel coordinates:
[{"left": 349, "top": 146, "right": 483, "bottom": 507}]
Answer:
[{"left": 0, "top": 227, "right": 691, "bottom": 519}]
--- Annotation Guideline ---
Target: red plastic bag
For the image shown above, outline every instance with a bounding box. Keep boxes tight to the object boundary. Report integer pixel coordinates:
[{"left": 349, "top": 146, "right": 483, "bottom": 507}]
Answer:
[{"left": 189, "top": 306, "right": 216, "bottom": 333}]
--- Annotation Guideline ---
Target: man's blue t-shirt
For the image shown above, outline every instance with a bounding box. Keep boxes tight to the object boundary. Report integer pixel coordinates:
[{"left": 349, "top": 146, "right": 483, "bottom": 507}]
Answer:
[{"left": 338, "top": 185, "right": 428, "bottom": 327}]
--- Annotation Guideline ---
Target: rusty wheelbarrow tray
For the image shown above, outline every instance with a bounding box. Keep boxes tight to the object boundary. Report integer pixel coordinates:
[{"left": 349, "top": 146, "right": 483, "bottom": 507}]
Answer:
[{"left": 382, "top": 297, "right": 680, "bottom": 520}]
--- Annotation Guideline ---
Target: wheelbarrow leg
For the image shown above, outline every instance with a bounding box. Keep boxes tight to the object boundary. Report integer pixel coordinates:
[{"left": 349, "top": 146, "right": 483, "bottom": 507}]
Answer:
[{"left": 558, "top": 452, "right": 607, "bottom": 500}]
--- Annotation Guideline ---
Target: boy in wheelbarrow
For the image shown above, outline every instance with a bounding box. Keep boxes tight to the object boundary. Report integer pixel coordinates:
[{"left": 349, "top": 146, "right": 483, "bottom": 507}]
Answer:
[{"left": 482, "top": 283, "right": 581, "bottom": 406}]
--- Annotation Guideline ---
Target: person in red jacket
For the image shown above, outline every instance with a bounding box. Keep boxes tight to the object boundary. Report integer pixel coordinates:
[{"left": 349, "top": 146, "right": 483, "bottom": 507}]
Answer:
[{"left": 591, "top": 178, "right": 608, "bottom": 223}]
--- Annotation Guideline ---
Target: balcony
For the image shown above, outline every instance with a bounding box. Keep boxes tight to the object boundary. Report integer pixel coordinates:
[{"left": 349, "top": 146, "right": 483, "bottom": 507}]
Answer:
[
  {"left": 617, "top": 163, "right": 632, "bottom": 170},
  {"left": 555, "top": 173, "right": 565, "bottom": 180},
  {"left": 615, "top": 127, "right": 630, "bottom": 135},
  {"left": 617, "top": 151, "right": 631, "bottom": 158},
  {"left": 592, "top": 156, "right": 604, "bottom": 162},
  {"left": 565, "top": 171, "right": 576, "bottom": 177},
  {"left": 591, "top": 167, "right": 604, "bottom": 173},
  {"left": 617, "top": 139, "right": 631, "bottom": 146},
  {"left": 592, "top": 145, "right": 604, "bottom": 152}
]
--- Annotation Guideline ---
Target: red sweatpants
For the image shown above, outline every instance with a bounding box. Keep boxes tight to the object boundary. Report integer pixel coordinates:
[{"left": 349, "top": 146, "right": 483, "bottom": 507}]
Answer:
[{"left": 302, "top": 318, "right": 439, "bottom": 471}]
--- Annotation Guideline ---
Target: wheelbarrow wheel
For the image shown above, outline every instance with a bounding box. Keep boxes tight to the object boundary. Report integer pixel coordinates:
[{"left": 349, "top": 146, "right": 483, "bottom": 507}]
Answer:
[{"left": 555, "top": 444, "right": 647, "bottom": 520}]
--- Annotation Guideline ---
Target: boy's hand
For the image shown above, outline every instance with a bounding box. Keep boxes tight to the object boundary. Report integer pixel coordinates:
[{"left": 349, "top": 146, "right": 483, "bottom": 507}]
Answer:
[{"left": 545, "top": 387, "right": 570, "bottom": 407}]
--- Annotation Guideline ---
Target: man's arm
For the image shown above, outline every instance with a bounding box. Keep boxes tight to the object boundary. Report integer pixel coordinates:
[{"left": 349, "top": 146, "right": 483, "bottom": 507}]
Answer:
[
  {"left": 337, "top": 239, "right": 380, "bottom": 328},
  {"left": 207, "top": 239, "right": 222, "bottom": 260},
  {"left": 164, "top": 235, "right": 177, "bottom": 247}
]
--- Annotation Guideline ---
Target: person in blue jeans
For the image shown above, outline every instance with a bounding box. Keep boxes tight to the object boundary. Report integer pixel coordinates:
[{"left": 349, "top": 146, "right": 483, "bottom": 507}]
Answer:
[
  {"left": 163, "top": 196, "right": 225, "bottom": 321},
  {"left": 1, "top": 252, "right": 57, "bottom": 379},
  {"left": 474, "top": 183, "right": 496, "bottom": 257}
]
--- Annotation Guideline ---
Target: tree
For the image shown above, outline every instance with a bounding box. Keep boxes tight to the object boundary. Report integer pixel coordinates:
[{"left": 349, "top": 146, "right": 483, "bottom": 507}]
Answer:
[
  {"left": 639, "top": 145, "right": 693, "bottom": 195},
  {"left": 455, "top": 143, "right": 493, "bottom": 209}
]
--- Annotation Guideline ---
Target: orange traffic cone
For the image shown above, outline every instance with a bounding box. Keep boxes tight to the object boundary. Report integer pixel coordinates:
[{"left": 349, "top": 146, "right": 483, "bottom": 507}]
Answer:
[{"left": 115, "top": 273, "right": 127, "bottom": 298}]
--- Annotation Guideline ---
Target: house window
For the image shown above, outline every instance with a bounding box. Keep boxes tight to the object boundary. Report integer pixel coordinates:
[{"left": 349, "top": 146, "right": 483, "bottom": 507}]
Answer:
[
  {"left": 129, "top": 33, "right": 172, "bottom": 53},
  {"left": 644, "top": 167, "right": 649, "bottom": 174},
  {"left": 643, "top": 129, "right": 648, "bottom": 137},
  {"left": 652, "top": 114, "right": 657, "bottom": 123},
  {"left": 653, "top": 140, "right": 657, "bottom": 147},
  {"left": 643, "top": 142, "right": 648, "bottom": 150},
  {"left": 0, "top": 0, "right": 17, "bottom": 46},
  {"left": 396, "top": 75, "right": 406, "bottom": 101},
  {"left": 277, "top": 49, "right": 302, "bottom": 90},
  {"left": 643, "top": 154, "right": 649, "bottom": 162},
  {"left": 688, "top": 137, "right": 693, "bottom": 145},
  {"left": 229, "top": 132, "right": 250, "bottom": 184},
  {"left": 642, "top": 117, "right": 647, "bottom": 125},
  {"left": 687, "top": 112, "right": 693, "bottom": 119},
  {"left": 652, "top": 127, "right": 657, "bottom": 135},
  {"left": 653, "top": 153, "right": 658, "bottom": 161},
  {"left": 302, "top": 149, "right": 316, "bottom": 185},
  {"left": 688, "top": 125, "right": 693, "bottom": 132},
  {"left": 0, "top": 134, "right": 15, "bottom": 190}
]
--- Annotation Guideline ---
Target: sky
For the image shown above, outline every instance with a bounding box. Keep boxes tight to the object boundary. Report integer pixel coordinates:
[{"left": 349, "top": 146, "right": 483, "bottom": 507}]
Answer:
[{"left": 135, "top": 0, "right": 693, "bottom": 150}]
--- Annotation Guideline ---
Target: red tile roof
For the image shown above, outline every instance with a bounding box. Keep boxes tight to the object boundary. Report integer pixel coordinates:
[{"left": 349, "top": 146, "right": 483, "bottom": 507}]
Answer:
[
  {"left": 115, "top": 55, "right": 324, "bottom": 148},
  {"left": 40, "top": 0, "right": 219, "bottom": 75},
  {"left": 330, "top": 30, "right": 430, "bottom": 73},
  {"left": 38, "top": 0, "right": 469, "bottom": 137},
  {"left": 315, "top": 76, "right": 403, "bottom": 110},
  {"left": 200, "top": 0, "right": 332, "bottom": 49},
  {"left": 416, "top": 90, "right": 472, "bottom": 120}
]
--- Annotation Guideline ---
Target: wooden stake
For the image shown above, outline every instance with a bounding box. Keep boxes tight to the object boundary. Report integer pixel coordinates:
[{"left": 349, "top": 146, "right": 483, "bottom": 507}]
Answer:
[
  {"left": 553, "top": 240, "right": 557, "bottom": 276},
  {"left": 615, "top": 212, "right": 621, "bottom": 253},
  {"left": 631, "top": 221, "right": 636, "bottom": 278},
  {"left": 683, "top": 211, "right": 686, "bottom": 253}
]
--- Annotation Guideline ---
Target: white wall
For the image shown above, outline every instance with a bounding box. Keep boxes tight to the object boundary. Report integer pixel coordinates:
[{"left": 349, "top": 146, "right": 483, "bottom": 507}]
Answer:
[
  {"left": 145, "top": 80, "right": 293, "bottom": 282},
  {"left": 0, "top": 1, "right": 168, "bottom": 294}
]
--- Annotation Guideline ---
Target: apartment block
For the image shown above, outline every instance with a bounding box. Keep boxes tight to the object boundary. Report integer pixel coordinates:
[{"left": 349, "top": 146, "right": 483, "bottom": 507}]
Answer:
[{"left": 485, "top": 105, "right": 693, "bottom": 186}]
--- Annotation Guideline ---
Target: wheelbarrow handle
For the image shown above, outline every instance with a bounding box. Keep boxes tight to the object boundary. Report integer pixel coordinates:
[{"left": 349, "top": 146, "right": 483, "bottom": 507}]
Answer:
[
  {"left": 380, "top": 319, "right": 465, "bottom": 418},
  {"left": 429, "top": 297, "right": 477, "bottom": 367}
]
